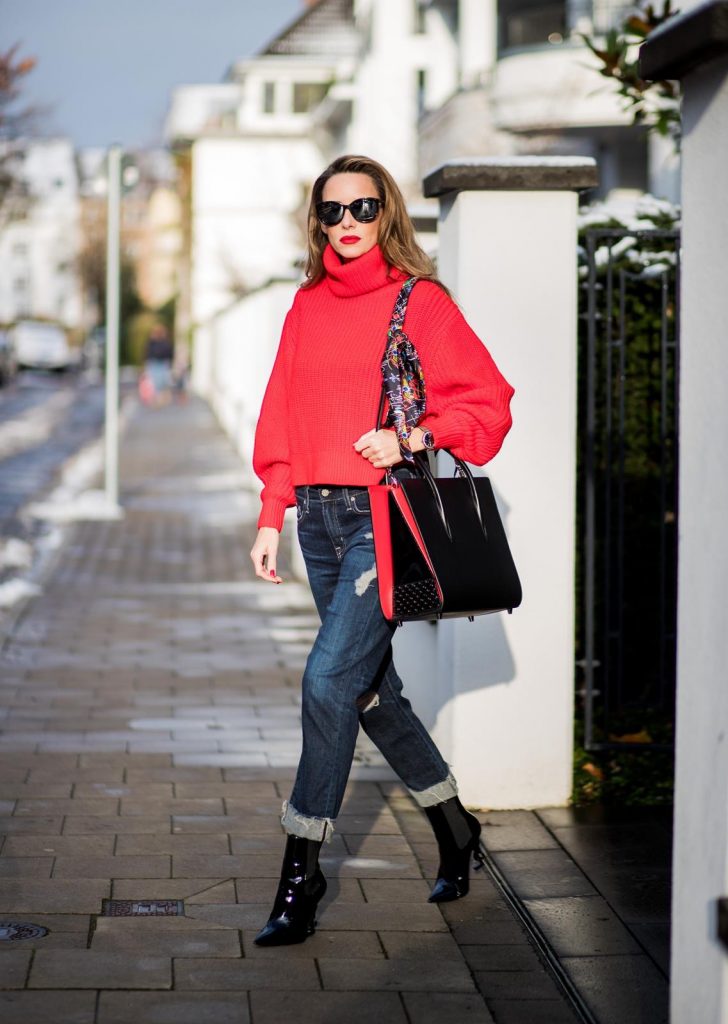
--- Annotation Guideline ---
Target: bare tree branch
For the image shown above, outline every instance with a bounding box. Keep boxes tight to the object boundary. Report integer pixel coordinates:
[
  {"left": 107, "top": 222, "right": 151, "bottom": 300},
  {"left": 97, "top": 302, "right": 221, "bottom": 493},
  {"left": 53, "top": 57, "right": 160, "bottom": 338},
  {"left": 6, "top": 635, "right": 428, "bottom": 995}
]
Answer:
[{"left": 0, "top": 44, "right": 39, "bottom": 226}]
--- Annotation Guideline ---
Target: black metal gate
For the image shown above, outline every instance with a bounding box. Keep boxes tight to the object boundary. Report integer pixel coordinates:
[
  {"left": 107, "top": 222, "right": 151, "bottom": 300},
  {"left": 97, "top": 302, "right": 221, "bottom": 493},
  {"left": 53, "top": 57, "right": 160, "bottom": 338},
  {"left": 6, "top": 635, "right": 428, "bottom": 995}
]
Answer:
[{"left": 578, "top": 228, "right": 680, "bottom": 752}]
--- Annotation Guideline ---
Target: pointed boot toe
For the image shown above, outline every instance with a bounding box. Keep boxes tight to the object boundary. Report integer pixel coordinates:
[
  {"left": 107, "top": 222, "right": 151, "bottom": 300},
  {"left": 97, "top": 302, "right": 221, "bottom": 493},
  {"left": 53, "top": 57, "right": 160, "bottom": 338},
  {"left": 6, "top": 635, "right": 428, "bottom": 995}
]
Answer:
[
  {"left": 428, "top": 874, "right": 468, "bottom": 903},
  {"left": 253, "top": 913, "right": 316, "bottom": 947},
  {"left": 427, "top": 876, "right": 466, "bottom": 901}
]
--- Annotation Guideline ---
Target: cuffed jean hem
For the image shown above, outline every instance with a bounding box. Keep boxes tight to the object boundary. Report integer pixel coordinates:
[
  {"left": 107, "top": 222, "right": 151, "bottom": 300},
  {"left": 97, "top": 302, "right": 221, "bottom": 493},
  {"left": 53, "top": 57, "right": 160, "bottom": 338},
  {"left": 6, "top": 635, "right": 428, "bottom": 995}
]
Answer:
[
  {"left": 281, "top": 800, "right": 334, "bottom": 843},
  {"left": 408, "top": 770, "right": 458, "bottom": 808}
]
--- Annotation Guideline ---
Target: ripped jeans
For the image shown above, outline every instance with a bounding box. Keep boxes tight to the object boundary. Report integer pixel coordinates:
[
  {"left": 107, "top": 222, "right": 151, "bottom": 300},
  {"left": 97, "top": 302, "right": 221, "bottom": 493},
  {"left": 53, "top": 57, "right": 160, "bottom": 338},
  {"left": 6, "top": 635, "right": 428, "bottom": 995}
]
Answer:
[{"left": 283, "top": 478, "right": 456, "bottom": 842}]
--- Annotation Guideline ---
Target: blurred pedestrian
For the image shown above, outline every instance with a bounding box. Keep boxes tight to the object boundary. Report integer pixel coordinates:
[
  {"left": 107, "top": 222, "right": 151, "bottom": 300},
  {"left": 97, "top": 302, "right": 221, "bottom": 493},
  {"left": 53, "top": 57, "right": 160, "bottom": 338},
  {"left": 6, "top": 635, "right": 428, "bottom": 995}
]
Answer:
[
  {"left": 250, "top": 155, "right": 515, "bottom": 946},
  {"left": 172, "top": 343, "right": 190, "bottom": 404},
  {"left": 143, "top": 324, "right": 173, "bottom": 407}
]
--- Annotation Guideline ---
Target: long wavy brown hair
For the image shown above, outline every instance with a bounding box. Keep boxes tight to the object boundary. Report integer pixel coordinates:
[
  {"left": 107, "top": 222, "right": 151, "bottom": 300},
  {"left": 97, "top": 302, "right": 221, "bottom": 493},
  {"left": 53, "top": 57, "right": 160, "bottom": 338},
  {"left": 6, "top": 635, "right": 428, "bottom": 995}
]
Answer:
[{"left": 302, "top": 154, "right": 449, "bottom": 294}]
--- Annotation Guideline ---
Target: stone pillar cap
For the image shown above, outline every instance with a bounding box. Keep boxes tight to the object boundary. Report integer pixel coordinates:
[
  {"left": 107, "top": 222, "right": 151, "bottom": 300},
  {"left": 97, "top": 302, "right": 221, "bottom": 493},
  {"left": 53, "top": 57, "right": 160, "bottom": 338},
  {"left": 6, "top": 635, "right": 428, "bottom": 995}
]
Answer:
[{"left": 423, "top": 156, "right": 599, "bottom": 198}]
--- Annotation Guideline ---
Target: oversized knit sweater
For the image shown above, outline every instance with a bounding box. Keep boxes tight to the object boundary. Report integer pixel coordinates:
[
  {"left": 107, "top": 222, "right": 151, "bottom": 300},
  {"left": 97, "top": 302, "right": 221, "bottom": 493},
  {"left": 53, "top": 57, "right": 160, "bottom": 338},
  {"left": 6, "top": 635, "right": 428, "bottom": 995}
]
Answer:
[{"left": 253, "top": 243, "right": 515, "bottom": 531}]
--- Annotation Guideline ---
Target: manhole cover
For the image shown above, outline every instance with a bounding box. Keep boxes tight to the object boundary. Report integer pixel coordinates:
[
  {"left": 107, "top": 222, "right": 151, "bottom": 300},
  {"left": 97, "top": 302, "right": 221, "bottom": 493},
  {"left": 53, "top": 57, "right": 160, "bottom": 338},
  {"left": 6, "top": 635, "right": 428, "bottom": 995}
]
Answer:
[
  {"left": 0, "top": 921, "right": 49, "bottom": 941},
  {"left": 101, "top": 900, "right": 184, "bottom": 917}
]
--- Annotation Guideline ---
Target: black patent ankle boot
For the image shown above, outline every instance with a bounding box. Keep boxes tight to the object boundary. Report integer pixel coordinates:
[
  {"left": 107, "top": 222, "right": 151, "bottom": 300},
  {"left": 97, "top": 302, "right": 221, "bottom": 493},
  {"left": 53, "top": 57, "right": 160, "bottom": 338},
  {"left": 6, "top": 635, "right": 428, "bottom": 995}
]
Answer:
[
  {"left": 254, "top": 835, "right": 327, "bottom": 946},
  {"left": 424, "top": 796, "right": 485, "bottom": 903}
]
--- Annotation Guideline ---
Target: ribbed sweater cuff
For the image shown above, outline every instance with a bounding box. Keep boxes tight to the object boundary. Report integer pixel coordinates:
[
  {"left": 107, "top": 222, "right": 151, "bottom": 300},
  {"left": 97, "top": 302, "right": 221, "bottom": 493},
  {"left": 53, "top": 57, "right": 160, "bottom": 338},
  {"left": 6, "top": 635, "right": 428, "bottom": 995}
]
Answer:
[
  {"left": 257, "top": 498, "right": 288, "bottom": 532},
  {"left": 421, "top": 411, "right": 511, "bottom": 462}
]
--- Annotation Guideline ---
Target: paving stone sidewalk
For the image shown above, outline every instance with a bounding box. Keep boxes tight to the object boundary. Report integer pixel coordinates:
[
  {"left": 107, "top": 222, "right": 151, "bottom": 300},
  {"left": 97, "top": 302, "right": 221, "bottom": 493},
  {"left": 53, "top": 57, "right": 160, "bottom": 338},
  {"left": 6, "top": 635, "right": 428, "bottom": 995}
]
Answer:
[{"left": 0, "top": 396, "right": 585, "bottom": 1024}]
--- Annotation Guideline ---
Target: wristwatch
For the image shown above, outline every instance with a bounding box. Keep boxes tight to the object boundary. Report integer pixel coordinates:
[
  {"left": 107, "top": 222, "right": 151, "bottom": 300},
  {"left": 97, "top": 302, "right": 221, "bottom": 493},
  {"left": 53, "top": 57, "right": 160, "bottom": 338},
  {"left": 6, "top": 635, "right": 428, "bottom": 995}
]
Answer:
[{"left": 421, "top": 428, "right": 435, "bottom": 451}]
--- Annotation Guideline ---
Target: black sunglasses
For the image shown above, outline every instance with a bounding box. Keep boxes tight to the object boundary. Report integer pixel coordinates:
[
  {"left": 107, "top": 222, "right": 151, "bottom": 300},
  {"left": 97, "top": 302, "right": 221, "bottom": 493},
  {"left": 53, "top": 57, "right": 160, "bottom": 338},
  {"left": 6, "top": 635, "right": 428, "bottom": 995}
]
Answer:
[{"left": 316, "top": 197, "right": 383, "bottom": 227}]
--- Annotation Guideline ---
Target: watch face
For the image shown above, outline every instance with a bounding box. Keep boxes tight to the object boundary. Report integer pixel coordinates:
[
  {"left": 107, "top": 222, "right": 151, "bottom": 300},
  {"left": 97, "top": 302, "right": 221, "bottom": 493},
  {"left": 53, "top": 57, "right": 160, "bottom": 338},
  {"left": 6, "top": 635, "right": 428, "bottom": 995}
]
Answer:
[{"left": 422, "top": 430, "right": 434, "bottom": 450}]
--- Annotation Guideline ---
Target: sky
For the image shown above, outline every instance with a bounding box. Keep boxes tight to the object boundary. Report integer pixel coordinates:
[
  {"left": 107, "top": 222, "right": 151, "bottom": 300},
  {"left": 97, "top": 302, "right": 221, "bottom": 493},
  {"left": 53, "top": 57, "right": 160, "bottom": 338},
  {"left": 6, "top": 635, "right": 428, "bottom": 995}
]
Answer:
[{"left": 1, "top": 0, "right": 304, "bottom": 149}]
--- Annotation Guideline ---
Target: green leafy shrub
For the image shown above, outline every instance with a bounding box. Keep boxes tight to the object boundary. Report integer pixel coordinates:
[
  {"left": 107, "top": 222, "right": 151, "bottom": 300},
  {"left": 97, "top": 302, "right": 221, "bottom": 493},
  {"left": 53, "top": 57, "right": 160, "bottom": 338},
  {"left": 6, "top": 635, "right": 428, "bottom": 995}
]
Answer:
[{"left": 581, "top": 0, "right": 681, "bottom": 146}]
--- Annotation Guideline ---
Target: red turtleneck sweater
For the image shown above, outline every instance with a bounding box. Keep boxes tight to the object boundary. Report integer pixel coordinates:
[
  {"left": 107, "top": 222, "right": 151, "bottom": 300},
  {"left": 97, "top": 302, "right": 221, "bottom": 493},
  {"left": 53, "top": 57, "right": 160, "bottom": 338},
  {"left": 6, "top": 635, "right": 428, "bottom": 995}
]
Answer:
[{"left": 253, "top": 244, "right": 515, "bottom": 531}]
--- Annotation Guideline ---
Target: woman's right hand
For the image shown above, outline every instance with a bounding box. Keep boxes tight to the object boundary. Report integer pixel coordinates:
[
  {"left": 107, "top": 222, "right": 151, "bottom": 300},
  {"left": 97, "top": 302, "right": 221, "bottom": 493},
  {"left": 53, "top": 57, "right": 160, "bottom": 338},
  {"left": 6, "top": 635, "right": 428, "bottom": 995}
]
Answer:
[{"left": 250, "top": 527, "right": 283, "bottom": 583}]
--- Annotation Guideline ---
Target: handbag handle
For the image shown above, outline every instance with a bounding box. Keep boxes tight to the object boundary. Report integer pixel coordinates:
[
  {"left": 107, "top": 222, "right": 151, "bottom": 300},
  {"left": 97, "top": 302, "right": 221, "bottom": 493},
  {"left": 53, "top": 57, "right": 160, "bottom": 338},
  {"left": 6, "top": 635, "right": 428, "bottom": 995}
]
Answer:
[
  {"left": 375, "top": 384, "right": 487, "bottom": 542},
  {"left": 411, "top": 450, "right": 488, "bottom": 543}
]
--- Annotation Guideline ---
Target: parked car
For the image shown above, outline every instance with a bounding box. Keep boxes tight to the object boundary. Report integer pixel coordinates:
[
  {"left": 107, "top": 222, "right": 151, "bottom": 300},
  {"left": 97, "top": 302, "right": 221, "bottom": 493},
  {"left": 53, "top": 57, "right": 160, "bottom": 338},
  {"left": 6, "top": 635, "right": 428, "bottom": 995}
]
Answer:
[
  {"left": 12, "top": 320, "right": 73, "bottom": 371},
  {"left": 0, "top": 329, "right": 18, "bottom": 386}
]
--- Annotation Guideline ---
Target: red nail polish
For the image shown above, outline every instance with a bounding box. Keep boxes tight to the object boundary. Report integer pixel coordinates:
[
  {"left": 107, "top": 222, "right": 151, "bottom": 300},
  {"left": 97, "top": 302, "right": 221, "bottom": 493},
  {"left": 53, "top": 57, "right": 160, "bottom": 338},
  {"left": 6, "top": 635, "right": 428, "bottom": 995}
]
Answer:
[{"left": 269, "top": 569, "right": 275, "bottom": 577}]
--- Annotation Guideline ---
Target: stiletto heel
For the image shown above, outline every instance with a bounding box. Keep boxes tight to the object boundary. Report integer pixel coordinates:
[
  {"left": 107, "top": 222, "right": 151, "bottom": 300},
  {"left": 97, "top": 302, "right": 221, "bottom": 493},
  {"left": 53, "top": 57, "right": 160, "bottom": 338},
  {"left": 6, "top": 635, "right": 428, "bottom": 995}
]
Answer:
[
  {"left": 254, "top": 835, "right": 327, "bottom": 946},
  {"left": 424, "top": 796, "right": 483, "bottom": 903}
]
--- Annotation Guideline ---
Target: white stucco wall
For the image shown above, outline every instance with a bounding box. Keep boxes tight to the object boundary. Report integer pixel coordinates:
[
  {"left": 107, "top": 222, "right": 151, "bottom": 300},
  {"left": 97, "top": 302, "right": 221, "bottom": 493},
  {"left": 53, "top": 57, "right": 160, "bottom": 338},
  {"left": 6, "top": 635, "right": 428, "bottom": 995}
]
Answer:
[
  {"left": 192, "top": 278, "right": 301, "bottom": 571},
  {"left": 190, "top": 136, "right": 321, "bottom": 327},
  {"left": 670, "top": 53, "right": 728, "bottom": 1024},
  {"left": 349, "top": 0, "right": 458, "bottom": 191},
  {"left": 207, "top": 281, "right": 298, "bottom": 475},
  {"left": 394, "top": 183, "right": 581, "bottom": 809}
]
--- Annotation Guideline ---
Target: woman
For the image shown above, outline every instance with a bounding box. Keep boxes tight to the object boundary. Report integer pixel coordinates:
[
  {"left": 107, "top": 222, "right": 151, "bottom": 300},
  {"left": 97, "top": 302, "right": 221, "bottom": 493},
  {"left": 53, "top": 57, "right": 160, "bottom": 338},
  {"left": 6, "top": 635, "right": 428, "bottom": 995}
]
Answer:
[
  {"left": 143, "top": 323, "right": 174, "bottom": 407},
  {"left": 251, "top": 154, "right": 514, "bottom": 946}
]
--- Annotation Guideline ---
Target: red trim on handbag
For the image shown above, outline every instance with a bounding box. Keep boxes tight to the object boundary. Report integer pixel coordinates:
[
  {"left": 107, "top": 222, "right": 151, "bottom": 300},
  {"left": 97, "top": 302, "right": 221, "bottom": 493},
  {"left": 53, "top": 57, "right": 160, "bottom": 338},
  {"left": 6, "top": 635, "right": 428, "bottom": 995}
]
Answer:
[
  {"left": 368, "top": 485, "right": 395, "bottom": 620},
  {"left": 369, "top": 482, "right": 443, "bottom": 622}
]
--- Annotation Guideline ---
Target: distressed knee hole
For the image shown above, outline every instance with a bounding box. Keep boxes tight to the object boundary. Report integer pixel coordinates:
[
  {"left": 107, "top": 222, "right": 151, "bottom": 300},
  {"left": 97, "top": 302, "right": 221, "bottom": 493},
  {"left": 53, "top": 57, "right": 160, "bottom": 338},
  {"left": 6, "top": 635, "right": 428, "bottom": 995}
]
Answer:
[{"left": 354, "top": 563, "right": 377, "bottom": 596}]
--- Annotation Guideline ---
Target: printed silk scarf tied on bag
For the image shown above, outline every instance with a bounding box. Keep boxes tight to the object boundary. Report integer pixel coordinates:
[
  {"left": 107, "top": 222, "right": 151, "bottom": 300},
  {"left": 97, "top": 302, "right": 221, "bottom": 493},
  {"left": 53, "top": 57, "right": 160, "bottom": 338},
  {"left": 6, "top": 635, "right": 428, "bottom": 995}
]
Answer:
[
  {"left": 353, "top": 277, "right": 427, "bottom": 714},
  {"left": 381, "top": 277, "right": 426, "bottom": 460}
]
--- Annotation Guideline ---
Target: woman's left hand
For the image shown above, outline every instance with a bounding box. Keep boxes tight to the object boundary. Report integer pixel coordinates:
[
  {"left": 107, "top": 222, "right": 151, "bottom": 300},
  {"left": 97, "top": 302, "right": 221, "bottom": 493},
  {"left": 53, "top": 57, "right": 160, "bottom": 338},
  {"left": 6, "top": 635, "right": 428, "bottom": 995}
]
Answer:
[{"left": 353, "top": 428, "right": 402, "bottom": 468}]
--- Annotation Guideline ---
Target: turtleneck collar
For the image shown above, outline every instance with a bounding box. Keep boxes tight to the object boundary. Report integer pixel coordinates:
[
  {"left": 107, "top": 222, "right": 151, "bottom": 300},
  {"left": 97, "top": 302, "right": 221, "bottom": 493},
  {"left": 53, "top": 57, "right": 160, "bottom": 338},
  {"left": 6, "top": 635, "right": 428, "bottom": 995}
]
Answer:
[{"left": 323, "top": 243, "right": 407, "bottom": 298}]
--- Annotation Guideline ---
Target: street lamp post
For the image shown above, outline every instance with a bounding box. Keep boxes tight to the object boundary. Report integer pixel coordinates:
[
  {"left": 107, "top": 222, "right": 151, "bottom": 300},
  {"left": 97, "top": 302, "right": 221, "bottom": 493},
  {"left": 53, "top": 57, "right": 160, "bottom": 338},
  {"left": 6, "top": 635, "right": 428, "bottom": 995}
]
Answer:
[{"left": 105, "top": 144, "right": 121, "bottom": 510}]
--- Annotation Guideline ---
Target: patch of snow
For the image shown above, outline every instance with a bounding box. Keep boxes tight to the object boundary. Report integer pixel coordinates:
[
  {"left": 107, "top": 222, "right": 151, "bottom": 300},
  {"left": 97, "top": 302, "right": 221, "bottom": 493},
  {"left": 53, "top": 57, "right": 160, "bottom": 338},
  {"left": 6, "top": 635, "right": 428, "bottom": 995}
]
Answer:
[
  {"left": 432, "top": 155, "right": 597, "bottom": 169},
  {"left": 0, "top": 390, "right": 76, "bottom": 460},
  {"left": 638, "top": 196, "right": 679, "bottom": 218},
  {"left": 0, "top": 578, "right": 41, "bottom": 609},
  {"left": 578, "top": 192, "right": 680, "bottom": 231},
  {"left": 27, "top": 488, "right": 123, "bottom": 523},
  {"left": 36, "top": 526, "right": 64, "bottom": 552},
  {"left": 639, "top": 263, "right": 672, "bottom": 278},
  {"left": 0, "top": 393, "right": 136, "bottom": 631},
  {"left": 644, "top": 250, "right": 677, "bottom": 265},
  {"left": 594, "top": 236, "right": 637, "bottom": 266},
  {"left": 0, "top": 539, "right": 33, "bottom": 570},
  {"left": 25, "top": 393, "right": 136, "bottom": 524}
]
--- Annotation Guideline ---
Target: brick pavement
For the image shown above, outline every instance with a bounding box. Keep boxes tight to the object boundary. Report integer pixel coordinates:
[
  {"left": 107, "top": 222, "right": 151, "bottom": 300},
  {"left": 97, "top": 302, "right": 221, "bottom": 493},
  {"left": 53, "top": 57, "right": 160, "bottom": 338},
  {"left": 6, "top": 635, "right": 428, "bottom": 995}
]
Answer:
[{"left": 0, "top": 397, "right": 579, "bottom": 1024}]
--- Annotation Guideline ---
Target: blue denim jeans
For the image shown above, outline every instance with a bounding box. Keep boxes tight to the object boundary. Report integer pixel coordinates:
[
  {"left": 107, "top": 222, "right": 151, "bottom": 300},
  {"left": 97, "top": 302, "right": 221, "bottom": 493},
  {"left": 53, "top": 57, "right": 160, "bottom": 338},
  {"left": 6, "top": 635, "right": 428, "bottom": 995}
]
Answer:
[{"left": 282, "top": 477, "right": 457, "bottom": 842}]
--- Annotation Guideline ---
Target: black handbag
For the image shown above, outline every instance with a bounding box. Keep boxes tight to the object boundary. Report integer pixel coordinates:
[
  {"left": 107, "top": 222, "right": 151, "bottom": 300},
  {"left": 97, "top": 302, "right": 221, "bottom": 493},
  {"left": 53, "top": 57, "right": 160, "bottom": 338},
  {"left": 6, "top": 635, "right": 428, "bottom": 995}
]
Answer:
[
  {"left": 368, "top": 282, "right": 522, "bottom": 625},
  {"left": 369, "top": 416, "right": 522, "bottom": 625}
]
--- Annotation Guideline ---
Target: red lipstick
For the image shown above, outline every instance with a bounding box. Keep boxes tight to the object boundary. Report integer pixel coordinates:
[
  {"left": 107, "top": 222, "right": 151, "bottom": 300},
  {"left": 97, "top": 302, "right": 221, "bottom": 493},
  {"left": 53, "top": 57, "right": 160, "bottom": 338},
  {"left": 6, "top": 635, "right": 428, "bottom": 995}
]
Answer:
[{"left": 340, "top": 236, "right": 361, "bottom": 244}]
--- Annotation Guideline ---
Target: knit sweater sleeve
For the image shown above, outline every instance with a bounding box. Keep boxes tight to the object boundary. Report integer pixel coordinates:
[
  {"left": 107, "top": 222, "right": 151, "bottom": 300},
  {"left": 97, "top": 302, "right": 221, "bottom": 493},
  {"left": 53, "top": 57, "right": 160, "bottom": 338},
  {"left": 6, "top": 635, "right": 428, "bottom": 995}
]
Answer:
[
  {"left": 408, "top": 283, "right": 515, "bottom": 466},
  {"left": 252, "top": 300, "right": 298, "bottom": 531}
]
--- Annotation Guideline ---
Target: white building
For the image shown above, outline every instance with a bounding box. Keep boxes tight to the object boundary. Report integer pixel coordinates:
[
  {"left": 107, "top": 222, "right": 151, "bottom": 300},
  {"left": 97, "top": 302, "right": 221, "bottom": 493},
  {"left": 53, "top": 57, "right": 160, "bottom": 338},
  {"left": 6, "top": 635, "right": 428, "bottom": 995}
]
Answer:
[
  {"left": 418, "top": 0, "right": 678, "bottom": 200},
  {"left": 166, "top": 0, "right": 457, "bottom": 339},
  {"left": 168, "top": 75, "right": 326, "bottom": 325},
  {"left": 166, "top": 4, "right": 360, "bottom": 333},
  {"left": 167, "top": 0, "right": 676, "bottom": 358},
  {"left": 0, "top": 138, "right": 84, "bottom": 330}
]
